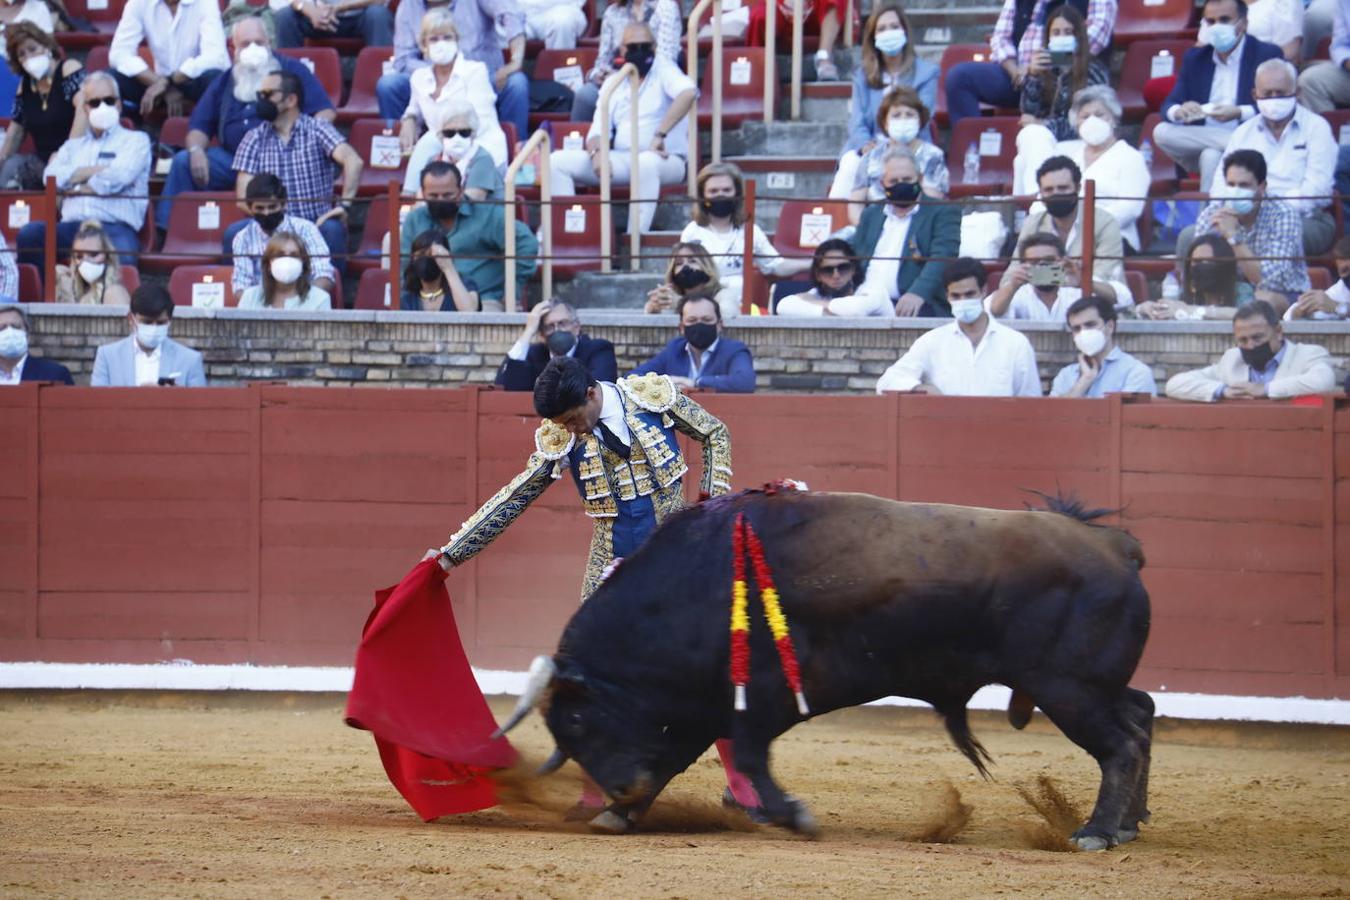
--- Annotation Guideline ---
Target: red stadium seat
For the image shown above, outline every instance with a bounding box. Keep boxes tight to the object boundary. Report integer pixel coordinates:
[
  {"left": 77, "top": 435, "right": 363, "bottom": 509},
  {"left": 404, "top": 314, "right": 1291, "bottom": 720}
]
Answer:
[
  {"left": 338, "top": 47, "right": 394, "bottom": 124},
  {"left": 1308, "top": 267, "right": 1334, "bottom": 290},
  {"left": 354, "top": 268, "right": 396, "bottom": 309},
  {"left": 771, "top": 200, "right": 850, "bottom": 259},
  {"left": 17, "top": 263, "right": 39, "bottom": 301},
  {"left": 141, "top": 192, "right": 245, "bottom": 271},
  {"left": 1125, "top": 269, "right": 1150, "bottom": 305},
  {"left": 119, "top": 265, "right": 141, "bottom": 292},
  {"left": 167, "top": 265, "right": 235, "bottom": 308},
  {"left": 531, "top": 49, "right": 598, "bottom": 130},
  {"left": 549, "top": 120, "right": 594, "bottom": 152},
  {"left": 547, "top": 194, "right": 605, "bottom": 279},
  {"left": 1315, "top": 35, "right": 1332, "bottom": 61},
  {"left": 349, "top": 194, "right": 397, "bottom": 276},
  {"left": 698, "top": 48, "right": 770, "bottom": 128},
  {"left": 277, "top": 47, "right": 343, "bottom": 106},
  {"left": 933, "top": 44, "right": 1001, "bottom": 127},
  {"left": 946, "top": 116, "right": 1020, "bottom": 197},
  {"left": 1111, "top": 0, "right": 1197, "bottom": 47},
  {"left": 84, "top": 44, "right": 154, "bottom": 77},
  {"left": 1139, "top": 113, "right": 1181, "bottom": 195},
  {"left": 1117, "top": 40, "right": 1193, "bottom": 121},
  {"left": 57, "top": 0, "right": 121, "bottom": 48},
  {"left": 158, "top": 116, "right": 192, "bottom": 149},
  {"left": 1321, "top": 109, "right": 1350, "bottom": 146},
  {"left": 0, "top": 193, "right": 47, "bottom": 245},
  {"left": 346, "top": 118, "right": 408, "bottom": 196}
]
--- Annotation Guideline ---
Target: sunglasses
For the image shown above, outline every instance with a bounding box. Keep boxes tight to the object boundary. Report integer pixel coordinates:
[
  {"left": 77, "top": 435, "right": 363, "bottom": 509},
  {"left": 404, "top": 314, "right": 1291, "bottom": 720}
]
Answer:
[
  {"left": 256, "top": 89, "right": 283, "bottom": 102},
  {"left": 86, "top": 96, "right": 118, "bottom": 108},
  {"left": 625, "top": 42, "right": 654, "bottom": 53},
  {"left": 441, "top": 128, "right": 473, "bottom": 138},
  {"left": 818, "top": 262, "right": 854, "bottom": 276}
]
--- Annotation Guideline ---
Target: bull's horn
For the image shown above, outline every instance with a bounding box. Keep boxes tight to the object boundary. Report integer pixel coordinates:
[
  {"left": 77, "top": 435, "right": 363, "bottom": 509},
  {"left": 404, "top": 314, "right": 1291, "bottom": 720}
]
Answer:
[
  {"left": 536, "top": 747, "right": 569, "bottom": 775},
  {"left": 491, "top": 655, "right": 556, "bottom": 739}
]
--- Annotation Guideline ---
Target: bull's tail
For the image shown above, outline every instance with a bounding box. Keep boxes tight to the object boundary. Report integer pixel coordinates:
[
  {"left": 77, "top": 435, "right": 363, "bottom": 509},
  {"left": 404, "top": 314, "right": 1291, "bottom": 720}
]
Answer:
[{"left": 937, "top": 703, "right": 993, "bottom": 779}]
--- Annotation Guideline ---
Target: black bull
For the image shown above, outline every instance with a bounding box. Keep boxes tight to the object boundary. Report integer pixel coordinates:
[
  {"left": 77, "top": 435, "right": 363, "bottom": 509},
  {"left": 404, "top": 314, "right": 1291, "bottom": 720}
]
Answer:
[{"left": 505, "top": 489, "right": 1154, "bottom": 850}]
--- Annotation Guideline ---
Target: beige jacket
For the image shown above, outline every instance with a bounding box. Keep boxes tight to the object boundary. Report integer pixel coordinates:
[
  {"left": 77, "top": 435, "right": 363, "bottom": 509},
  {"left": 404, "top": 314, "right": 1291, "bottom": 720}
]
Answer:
[{"left": 1164, "top": 341, "right": 1336, "bottom": 402}]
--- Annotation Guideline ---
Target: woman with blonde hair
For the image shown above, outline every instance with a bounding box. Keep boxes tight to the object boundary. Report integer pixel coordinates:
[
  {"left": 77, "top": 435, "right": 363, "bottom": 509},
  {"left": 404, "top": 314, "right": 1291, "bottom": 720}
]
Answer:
[
  {"left": 645, "top": 241, "right": 725, "bottom": 313},
  {"left": 55, "top": 220, "right": 129, "bottom": 305},
  {"left": 237, "top": 232, "right": 332, "bottom": 310},
  {"left": 679, "top": 162, "right": 810, "bottom": 317}
]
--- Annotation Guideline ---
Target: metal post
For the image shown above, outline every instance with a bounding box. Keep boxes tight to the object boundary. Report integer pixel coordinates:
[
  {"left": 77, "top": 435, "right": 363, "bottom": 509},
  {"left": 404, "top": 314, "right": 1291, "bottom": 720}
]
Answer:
[
  {"left": 387, "top": 180, "right": 401, "bottom": 306},
  {"left": 1081, "top": 178, "right": 1096, "bottom": 289},
  {"left": 597, "top": 63, "right": 640, "bottom": 273},
  {"left": 42, "top": 177, "right": 56, "bottom": 302},
  {"left": 687, "top": 0, "right": 713, "bottom": 195},
  {"left": 741, "top": 178, "right": 756, "bottom": 314},
  {"left": 791, "top": 0, "right": 804, "bottom": 120},
  {"left": 711, "top": 0, "right": 723, "bottom": 164},
  {"left": 763, "top": 0, "right": 775, "bottom": 123},
  {"left": 504, "top": 129, "right": 554, "bottom": 309}
]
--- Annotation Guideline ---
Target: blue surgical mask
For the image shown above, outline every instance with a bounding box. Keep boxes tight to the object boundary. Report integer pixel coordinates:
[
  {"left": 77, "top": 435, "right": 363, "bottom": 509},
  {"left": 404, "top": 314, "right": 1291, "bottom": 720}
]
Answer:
[
  {"left": 1224, "top": 185, "right": 1256, "bottom": 215},
  {"left": 874, "top": 28, "right": 906, "bottom": 57},
  {"left": 1206, "top": 22, "right": 1239, "bottom": 53},
  {"left": 1047, "top": 34, "right": 1076, "bottom": 54},
  {"left": 0, "top": 324, "right": 27, "bottom": 360},
  {"left": 951, "top": 298, "right": 984, "bottom": 324}
]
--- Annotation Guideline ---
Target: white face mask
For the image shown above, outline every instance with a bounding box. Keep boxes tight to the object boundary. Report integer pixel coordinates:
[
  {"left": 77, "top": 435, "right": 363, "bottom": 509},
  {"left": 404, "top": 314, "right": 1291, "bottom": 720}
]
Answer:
[
  {"left": 1073, "top": 326, "right": 1108, "bottom": 357},
  {"left": 1077, "top": 113, "right": 1113, "bottom": 146},
  {"left": 88, "top": 102, "right": 120, "bottom": 132},
  {"left": 21, "top": 52, "right": 51, "bottom": 81},
  {"left": 136, "top": 321, "right": 169, "bottom": 351},
  {"left": 270, "top": 256, "right": 304, "bottom": 285},
  {"left": 1047, "top": 34, "right": 1077, "bottom": 54},
  {"left": 951, "top": 298, "right": 984, "bottom": 324},
  {"left": 442, "top": 134, "right": 472, "bottom": 159},
  {"left": 1256, "top": 95, "right": 1297, "bottom": 123},
  {"left": 886, "top": 117, "right": 920, "bottom": 143},
  {"left": 237, "top": 42, "right": 270, "bottom": 69},
  {"left": 0, "top": 324, "right": 27, "bottom": 360},
  {"left": 77, "top": 260, "right": 106, "bottom": 283},
  {"left": 427, "top": 38, "right": 458, "bottom": 66}
]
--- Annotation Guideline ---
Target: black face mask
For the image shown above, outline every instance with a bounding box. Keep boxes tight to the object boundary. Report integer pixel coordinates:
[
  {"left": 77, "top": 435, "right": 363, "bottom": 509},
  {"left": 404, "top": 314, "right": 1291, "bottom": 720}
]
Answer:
[
  {"left": 547, "top": 330, "right": 577, "bottom": 356},
  {"left": 683, "top": 322, "right": 718, "bottom": 350},
  {"left": 1043, "top": 194, "right": 1078, "bottom": 219},
  {"left": 413, "top": 256, "right": 441, "bottom": 283},
  {"left": 1340, "top": 272, "right": 1350, "bottom": 291},
  {"left": 814, "top": 278, "right": 853, "bottom": 299},
  {"left": 1240, "top": 340, "right": 1276, "bottom": 370},
  {"left": 255, "top": 98, "right": 280, "bottom": 122},
  {"left": 624, "top": 44, "right": 655, "bottom": 78},
  {"left": 426, "top": 199, "right": 459, "bottom": 222},
  {"left": 885, "top": 180, "right": 922, "bottom": 206},
  {"left": 670, "top": 265, "right": 710, "bottom": 291},
  {"left": 254, "top": 209, "right": 284, "bottom": 233},
  {"left": 1190, "top": 259, "right": 1228, "bottom": 294},
  {"left": 702, "top": 197, "right": 737, "bottom": 219}
]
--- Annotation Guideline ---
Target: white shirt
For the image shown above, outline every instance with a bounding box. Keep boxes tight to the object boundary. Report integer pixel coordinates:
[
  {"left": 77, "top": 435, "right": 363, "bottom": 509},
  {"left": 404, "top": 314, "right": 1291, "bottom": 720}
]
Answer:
[
  {"left": 133, "top": 343, "right": 162, "bottom": 386},
  {"left": 109, "top": 0, "right": 228, "bottom": 80},
  {"left": 0, "top": 2, "right": 54, "bottom": 60},
  {"left": 992, "top": 280, "right": 1134, "bottom": 322},
  {"left": 1211, "top": 105, "right": 1336, "bottom": 214},
  {"left": 404, "top": 58, "right": 508, "bottom": 167},
  {"left": 1056, "top": 138, "right": 1151, "bottom": 251},
  {"left": 0, "top": 354, "right": 25, "bottom": 385},
  {"left": 858, "top": 205, "right": 915, "bottom": 305},
  {"left": 1247, "top": 0, "right": 1303, "bottom": 49},
  {"left": 1284, "top": 278, "right": 1350, "bottom": 320},
  {"left": 679, "top": 221, "right": 785, "bottom": 278},
  {"left": 876, "top": 318, "right": 1042, "bottom": 397},
  {"left": 592, "top": 57, "right": 697, "bottom": 158},
  {"left": 684, "top": 337, "right": 719, "bottom": 380},
  {"left": 1204, "top": 36, "right": 1252, "bottom": 129},
  {"left": 595, "top": 380, "right": 630, "bottom": 446}
]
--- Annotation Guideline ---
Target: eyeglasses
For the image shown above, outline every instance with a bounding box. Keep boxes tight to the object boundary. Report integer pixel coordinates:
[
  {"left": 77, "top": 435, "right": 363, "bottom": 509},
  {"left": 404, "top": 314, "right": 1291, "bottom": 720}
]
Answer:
[
  {"left": 441, "top": 128, "right": 473, "bottom": 138},
  {"left": 540, "top": 318, "right": 577, "bottom": 334},
  {"left": 256, "top": 89, "right": 283, "bottom": 102},
  {"left": 86, "top": 96, "right": 118, "bottom": 108},
  {"left": 818, "top": 262, "right": 854, "bottom": 276}
]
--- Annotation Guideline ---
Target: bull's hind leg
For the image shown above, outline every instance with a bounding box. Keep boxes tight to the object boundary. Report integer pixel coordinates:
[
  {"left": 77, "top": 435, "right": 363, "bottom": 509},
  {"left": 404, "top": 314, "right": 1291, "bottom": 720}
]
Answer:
[{"left": 1116, "top": 688, "right": 1155, "bottom": 844}]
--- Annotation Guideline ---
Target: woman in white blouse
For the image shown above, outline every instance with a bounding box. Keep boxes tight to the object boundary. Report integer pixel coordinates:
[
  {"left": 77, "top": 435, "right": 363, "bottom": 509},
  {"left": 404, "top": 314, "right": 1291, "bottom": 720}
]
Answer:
[
  {"left": 397, "top": 8, "right": 508, "bottom": 171},
  {"left": 1012, "top": 85, "right": 1150, "bottom": 253},
  {"left": 237, "top": 233, "right": 332, "bottom": 311},
  {"left": 1246, "top": 0, "right": 1303, "bottom": 62},
  {"left": 679, "top": 162, "right": 811, "bottom": 318}
]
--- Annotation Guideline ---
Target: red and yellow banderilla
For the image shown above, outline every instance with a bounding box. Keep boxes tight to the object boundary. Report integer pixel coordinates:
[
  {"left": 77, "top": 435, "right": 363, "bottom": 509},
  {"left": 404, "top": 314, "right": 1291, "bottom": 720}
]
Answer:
[{"left": 730, "top": 513, "right": 810, "bottom": 717}]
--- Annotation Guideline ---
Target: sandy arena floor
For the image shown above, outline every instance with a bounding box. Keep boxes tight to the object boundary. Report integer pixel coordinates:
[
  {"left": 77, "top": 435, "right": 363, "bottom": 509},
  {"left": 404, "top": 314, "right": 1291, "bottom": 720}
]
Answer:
[{"left": 0, "top": 691, "right": 1347, "bottom": 898}]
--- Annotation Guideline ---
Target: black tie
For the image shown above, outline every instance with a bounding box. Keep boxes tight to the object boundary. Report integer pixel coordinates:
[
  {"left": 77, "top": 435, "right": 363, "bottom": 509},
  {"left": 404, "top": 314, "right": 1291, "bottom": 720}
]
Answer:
[{"left": 595, "top": 421, "right": 630, "bottom": 459}]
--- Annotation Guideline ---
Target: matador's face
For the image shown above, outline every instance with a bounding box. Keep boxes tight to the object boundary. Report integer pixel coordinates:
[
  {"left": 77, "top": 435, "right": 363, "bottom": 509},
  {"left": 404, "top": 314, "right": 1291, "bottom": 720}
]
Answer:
[{"left": 550, "top": 386, "right": 604, "bottom": 437}]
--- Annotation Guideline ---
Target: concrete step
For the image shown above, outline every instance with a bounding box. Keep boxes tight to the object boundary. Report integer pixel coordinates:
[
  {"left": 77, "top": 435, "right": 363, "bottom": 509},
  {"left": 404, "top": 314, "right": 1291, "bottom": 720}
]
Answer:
[
  {"left": 723, "top": 119, "right": 850, "bottom": 157},
  {"left": 558, "top": 271, "right": 662, "bottom": 309},
  {"left": 907, "top": 6, "right": 1001, "bottom": 46}
]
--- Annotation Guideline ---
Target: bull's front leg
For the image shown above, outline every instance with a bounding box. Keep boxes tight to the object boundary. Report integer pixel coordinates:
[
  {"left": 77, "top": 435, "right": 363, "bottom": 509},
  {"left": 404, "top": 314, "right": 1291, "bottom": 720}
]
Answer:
[{"left": 730, "top": 723, "right": 819, "bottom": 837}]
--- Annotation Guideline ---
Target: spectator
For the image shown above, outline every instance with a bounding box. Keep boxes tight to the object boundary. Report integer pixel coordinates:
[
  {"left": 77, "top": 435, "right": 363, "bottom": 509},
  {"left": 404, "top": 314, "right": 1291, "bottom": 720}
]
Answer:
[
  {"left": 1246, "top": 0, "right": 1304, "bottom": 61},
  {"left": 231, "top": 173, "right": 333, "bottom": 297},
  {"left": 1051, "top": 294, "right": 1156, "bottom": 397},
  {"left": 1139, "top": 233, "right": 1251, "bottom": 319},
  {"left": 1299, "top": 0, "right": 1350, "bottom": 110},
  {"left": 1287, "top": 235, "right": 1350, "bottom": 320},
  {"left": 495, "top": 298, "right": 616, "bottom": 390},
  {"left": 91, "top": 285, "right": 207, "bottom": 387},
  {"left": 0, "top": 24, "right": 83, "bottom": 190},
  {"left": 156, "top": 17, "right": 336, "bottom": 232},
  {"left": 271, "top": 0, "right": 393, "bottom": 49},
  {"left": 379, "top": 0, "right": 527, "bottom": 146},
  {"left": 1154, "top": 0, "right": 1283, "bottom": 191},
  {"left": 549, "top": 23, "right": 695, "bottom": 235},
  {"left": 403, "top": 98, "right": 504, "bottom": 200},
  {"left": 520, "top": 0, "right": 586, "bottom": 49},
  {"left": 1017, "top": 5, "right": 1109, "bottom": 143},
  {"left": 680, "top": 162, "right": 810, "bottom": 317},
  {"left": 0, "top": 0, "right": 56, "bottom": 113},
  {"left": 747, "top": 0, "right": 848, "bottom": 82},
  {"left": 876, "top": 257, "right": 1042, "bottom": 396},
  {"left": 0, "top": 233, "right": 16, "bottom": 301},
  {"left": 1216, "top": 58, "right": 1336, "bottom": 255},
  {"left": 1165, "top": 299, "right": 1334, "bottom": 400},
  {"left": 776, "top": 238, "right": 874, "bottom": 316},
  {"left": 401, "top": 228, "right": 479, "bottom": 311},
  {"left": 230, "top": 69, "right": 363, "bottom": 269},
  {"left": 109, "top": 0, "right": 228, "bottom": 119},
  {"left": 632, "top": 293, "right": 756, "bottom": 393},
  {"left": 851, "top": 147, "right": 962, "bottom": 316},
  {"left": 236, "top": 232, "right": 332, "bottom": 310},
  {"left": 0, "top": 306, "right": 73, "bottom": 385},
  {"left": 841, "top": 2, "right": 939, "bottom": 168},
  {"left": 55, "top": 221, "right": 131, "bottom": 306},
  {"left": 398, "top": 160, "right": 538, "bottom": 310},
  {"left": 835, "top": 86, "right": 948, "bottom": 222},
  {"left": 1304, "top": 0, "right": 1339, "bottom": 58},
  {"left": 1013, "top": 154, "right": 1125, "bottom": 285},
  {"left": 570, "top": 0, "right": 680, "bottom": 122},
  {"left": 943, "top": 0, "right": 1116, "bottom": 128},
  {"left": 1014, "top": 86, "right": 1148, "bottom": 253},
  {"left": 17, "top": 72, "right": 150, "bottom": 266},
  {"left": 988, "top": 233, "right": 1131, "bottom": 320},
  {"left": 644, "top": 242, "right": 726, "bottom": 314},
  {"left": 1186, "top": 148, "right": 1309, "bottom": 313}
]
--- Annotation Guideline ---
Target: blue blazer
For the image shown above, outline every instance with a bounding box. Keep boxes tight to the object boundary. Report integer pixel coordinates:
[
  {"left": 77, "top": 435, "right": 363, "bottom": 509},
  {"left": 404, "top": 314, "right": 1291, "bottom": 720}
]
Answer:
[
  {"left": 1160, "top": 36, "right": 1284, "bottom": 124},
  {"left": 20, "top": 355, "right": 73, "bottom": 384},
  {"left": 494, "top": 333, "right": 618, "bottom": 391},
  {"left": 632, "top": 336, "right": 756, "bottom": 393},
  {"left": 91, "top": 335, "right": 207, "bottom": 387}
]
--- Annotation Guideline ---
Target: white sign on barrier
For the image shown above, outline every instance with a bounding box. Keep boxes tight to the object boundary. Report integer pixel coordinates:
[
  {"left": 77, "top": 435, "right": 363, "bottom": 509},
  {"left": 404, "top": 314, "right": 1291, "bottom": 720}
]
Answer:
[
  {"left": 978, "top": 130, "right": 1002, "bottom": 157},
  {"left": 730, "top": 58, "right": 751, "bottom": 86},
  {"left": 8, "top": 201, "right": 29, "bottom": 230},
  {"left": 554, "top": 64, "right": 583, "bottom": 91},
  {"left": 799, "top": 211, "right": 832, "bottom": 247},
  {"left": 564, "top": 205, "right": 587, "bottom": 233},
  {"left": 197, "top": 202, "right": 220, "bottom": 230},
  {"left": 563, "top": 130, "right": 584, "bottom": 151},
  {"left": 193, "top": 278, "right": 225, "bottom": 309},
  {"left": 371, "top": 134, "right": 401, "bottom": 169},
  {"left": 1150, "top": 51, "right": 1174, "bottom": 79}
]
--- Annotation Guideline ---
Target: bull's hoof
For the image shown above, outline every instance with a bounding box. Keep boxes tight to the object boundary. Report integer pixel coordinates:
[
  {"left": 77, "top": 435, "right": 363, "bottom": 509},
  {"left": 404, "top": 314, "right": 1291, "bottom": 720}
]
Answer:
[
  {"left": 1116, "top": 826, "right": 1139, "bottom": 845},
  {"left": 721, "top": 788, "right": 770, "bottom": 825},
  {"left": 563, "top": 802, "right": 606, "bottom": 823},
  {"left": 1070, "top": 827, "right": 1116, "bottom": 852},
  {"left": 587, "top": 809, "right": 635, "bottom": 835},
  {"left": 789, "top": 801, "right": 820, "bottom": 839}
]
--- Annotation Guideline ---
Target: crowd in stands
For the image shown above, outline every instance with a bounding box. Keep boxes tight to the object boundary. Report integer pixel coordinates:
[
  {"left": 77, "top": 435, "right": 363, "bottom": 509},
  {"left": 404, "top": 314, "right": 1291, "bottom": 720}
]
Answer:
[{"left": 0, "top": 0, "right": 1347, "bottom": 405}]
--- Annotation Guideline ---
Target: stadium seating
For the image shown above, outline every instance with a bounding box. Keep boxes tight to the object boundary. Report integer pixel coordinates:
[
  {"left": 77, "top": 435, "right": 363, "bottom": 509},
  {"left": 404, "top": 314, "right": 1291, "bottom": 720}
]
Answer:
[
  {"left": 546, "top": 194, "right": 606, "bottom": 279},
  {"left": 1117, "top": 40, "right": 1193, "bottom": 121},
  {"left": 17, "top": 263, "right": 39, "bottom": 301},
  {"left": 697, "top": 48, "right": 771, "bottom": 128},
  {"left": 531, "top": 49, "right": 599, "bottom": 130},
  {"left": 933, "top": 44, "right": 1014, "bottom": 127},
  {"left": 354, "top": 268, "right": 394, "bottom": 310},
  {"left": 277, "top": 47, "right": 343, "bottom": 107},
  {"left": 141, "top": 193, "right": 245, "bottom": 272},
  {"left": 158, "top": 116, "right": 193, "bottom": 149},
  {"left": 771, "top": 200, "right": 850, "bottom": 260},
  {"left": 57, "top": 0, "right": 121, "bottom": 48},
  {"left": 167, "top": 265, "right": 235, "bottom": 308},
  {"left": 345, "top": 119, "right": 408, "bottom": 196},
  {"left": 0, "top": 193, "right": 46, "bottom": 246},
  {"left": 349, "top": 194, "right": 397, "bottom": 276},
  {"left": 945, "top": 117, "right": 1020, "bottom": 197},
  {"left": 1111, "top": 0, "right": 1197, "bottom": 47},
  {"left": 1139, "top": 113, "right": 1181, "bottom": 196},
  {"left": 337, "top": 48, "right": 393, "bottom": 124}
]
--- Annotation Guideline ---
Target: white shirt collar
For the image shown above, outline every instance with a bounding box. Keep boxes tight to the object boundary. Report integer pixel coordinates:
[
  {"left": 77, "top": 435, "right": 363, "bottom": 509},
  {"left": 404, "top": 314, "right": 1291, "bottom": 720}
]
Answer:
[
  {"left": 595, "top": 381, "right": 630, "bottom": 445},
  {"left": 0, "top": 354, "right": 26, "bottom": 385}
]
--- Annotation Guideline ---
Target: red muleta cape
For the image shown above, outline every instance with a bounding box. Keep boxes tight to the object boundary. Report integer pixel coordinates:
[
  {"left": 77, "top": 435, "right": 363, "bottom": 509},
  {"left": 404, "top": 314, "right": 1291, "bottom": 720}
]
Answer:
[{"left": 345, "top": 558, "right": 519, "bottom": 820}]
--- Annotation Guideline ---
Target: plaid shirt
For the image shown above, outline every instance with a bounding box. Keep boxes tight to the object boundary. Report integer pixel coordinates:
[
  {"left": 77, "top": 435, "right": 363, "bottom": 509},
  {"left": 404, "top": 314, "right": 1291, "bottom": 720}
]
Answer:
[
  {"left": 232, "top": 116, "right": 344, "bottom": 222},
  {"left": 230, "top": 214, "right": 334, "bottom": 294},
  {"left": 0, "top": 232, "right": 16, "bottom": 300},
  {"left": 990, "top": 0, "right": 1117, "bottom": 67},
  {"left": 1196, "top": 197, "right": 1310, "bottom": 294}
]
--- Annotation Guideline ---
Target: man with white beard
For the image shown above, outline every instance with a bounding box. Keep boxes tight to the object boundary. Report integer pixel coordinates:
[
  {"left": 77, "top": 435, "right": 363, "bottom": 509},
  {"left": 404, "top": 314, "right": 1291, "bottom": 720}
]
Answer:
[{"left": 155, "top": 16, "right": 336, "bottom": 232}]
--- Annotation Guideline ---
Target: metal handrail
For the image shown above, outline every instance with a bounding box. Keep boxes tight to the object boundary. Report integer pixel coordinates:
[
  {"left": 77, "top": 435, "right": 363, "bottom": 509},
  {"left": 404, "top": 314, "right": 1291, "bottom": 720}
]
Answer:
[
  {"left": 763, "top": 0, "right": 775, "bottom": 124},
  {"left": 686, "top": 0, "right": 725, "bottom": 192},
  {"left": 791, "top": 0, "right": 804, "bottom": 119},
  {"left": 597, "top": 62, "right": 641, "bottom": 272},
  {"left": 504, "top": 129, "right": 553, "bottom": 309}
]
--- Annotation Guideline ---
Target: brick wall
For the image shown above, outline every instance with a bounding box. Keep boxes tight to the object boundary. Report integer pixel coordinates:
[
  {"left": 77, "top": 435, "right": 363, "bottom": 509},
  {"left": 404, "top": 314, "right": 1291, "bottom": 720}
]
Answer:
[{"left": 23, "top": 304, "right": 1350, "bottom": 393}]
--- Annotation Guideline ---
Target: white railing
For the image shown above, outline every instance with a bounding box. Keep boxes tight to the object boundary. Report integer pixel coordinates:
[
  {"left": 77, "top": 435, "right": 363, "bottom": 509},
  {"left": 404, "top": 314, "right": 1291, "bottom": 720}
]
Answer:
[
  {"left": 504, "top": 128, "right": 553, "bottom": 309},
  {"left": 791, "top": 0, "right": 804, "bottom": 119},
  {"left": 687, "top": 0, "right": 724, "bottom": 193},
  {"left": 597, "top": 62, "right": 641, "bottom": 272}
]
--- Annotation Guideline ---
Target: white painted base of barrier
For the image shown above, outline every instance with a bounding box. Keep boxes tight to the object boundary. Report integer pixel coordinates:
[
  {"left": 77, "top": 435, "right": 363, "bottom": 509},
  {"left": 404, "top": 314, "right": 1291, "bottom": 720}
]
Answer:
[{"left": 1, "top": 663, "right": 1346, "bottom": 726}]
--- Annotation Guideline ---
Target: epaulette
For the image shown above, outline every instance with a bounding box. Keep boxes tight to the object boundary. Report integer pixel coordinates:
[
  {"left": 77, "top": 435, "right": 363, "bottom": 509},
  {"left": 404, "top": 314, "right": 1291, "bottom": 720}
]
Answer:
[
  {"left": 618, "top": 372, "right": 677, "bottom": 413},
  {"left": 534, "top": 419, "right": 576, "bottom": 460}
]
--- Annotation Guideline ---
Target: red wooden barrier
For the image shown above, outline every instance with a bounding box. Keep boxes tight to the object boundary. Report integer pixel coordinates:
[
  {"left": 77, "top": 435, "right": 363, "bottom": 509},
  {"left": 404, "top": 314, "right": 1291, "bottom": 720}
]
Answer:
[{"left": 0, "top": 384, "right": 1346, "bottom": 700}]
